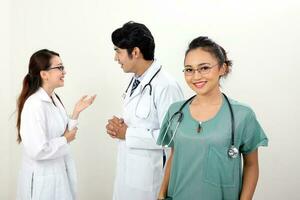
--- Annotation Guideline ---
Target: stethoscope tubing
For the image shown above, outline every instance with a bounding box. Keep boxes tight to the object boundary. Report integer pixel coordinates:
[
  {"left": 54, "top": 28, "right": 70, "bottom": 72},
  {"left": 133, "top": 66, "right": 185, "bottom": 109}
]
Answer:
[{"left": 160, "top": 93, "right": 238, "bottom": 158}]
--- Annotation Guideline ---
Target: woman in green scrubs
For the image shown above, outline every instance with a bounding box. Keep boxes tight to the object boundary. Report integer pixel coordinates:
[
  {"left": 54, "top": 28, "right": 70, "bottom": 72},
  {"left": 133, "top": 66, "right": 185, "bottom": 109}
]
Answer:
[{"left": 157, "top": 36, "right": 268, "bottom": 200}]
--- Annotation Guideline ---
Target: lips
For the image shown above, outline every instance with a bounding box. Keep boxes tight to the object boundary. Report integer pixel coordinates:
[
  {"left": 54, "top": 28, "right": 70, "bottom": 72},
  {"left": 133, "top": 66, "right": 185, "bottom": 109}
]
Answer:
[{"left": 193, "top": 81, "right": 207, "bottom": 89}]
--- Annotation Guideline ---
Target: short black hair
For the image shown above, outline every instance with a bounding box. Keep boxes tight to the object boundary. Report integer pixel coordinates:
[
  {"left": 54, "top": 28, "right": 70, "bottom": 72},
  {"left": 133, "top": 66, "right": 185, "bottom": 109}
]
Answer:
[{"left": 111, "top": 21, "right": 155, "bottom": 60}]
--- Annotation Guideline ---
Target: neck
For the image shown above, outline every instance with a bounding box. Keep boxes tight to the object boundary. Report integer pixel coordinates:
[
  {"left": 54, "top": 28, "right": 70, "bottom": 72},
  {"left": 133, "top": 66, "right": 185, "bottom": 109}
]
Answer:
[
  {"left": 194, "top": 87, "right": 222, "bottom": 106},
  {"left": 42, "top": 85, "right": 54, "bottom": 97},
  {"left": 135, "top": 60, "right": 154, "bottom": 76}
]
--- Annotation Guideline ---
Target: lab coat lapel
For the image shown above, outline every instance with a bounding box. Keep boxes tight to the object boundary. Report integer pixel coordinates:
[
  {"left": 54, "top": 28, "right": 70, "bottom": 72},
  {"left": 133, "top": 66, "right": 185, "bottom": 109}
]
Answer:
[{"left": 123, "top": 60, "right": 160, "bottom": 106}]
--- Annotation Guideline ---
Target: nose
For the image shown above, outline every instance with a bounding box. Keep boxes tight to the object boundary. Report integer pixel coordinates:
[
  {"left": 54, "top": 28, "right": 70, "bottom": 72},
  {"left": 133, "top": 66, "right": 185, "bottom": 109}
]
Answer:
[
  {"left": 192, "top": 70, "right": 203, "bottom": 79},
  {"left": 114, "top": 53, "right": 118, "bottom": 61},
  {"left": 193, "top": 70, "right": 202, "bottom": 77}
]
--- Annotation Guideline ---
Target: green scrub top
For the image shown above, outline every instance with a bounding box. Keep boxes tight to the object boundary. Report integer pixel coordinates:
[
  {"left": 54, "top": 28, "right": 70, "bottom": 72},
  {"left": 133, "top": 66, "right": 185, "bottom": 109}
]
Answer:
[{"left": 157, "top": 95, "right": 268, "bottom": 200}]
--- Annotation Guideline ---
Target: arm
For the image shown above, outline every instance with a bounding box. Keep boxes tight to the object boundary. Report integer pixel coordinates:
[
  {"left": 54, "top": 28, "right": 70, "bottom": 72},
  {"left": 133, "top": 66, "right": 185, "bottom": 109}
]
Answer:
[
  {"left": 158, "top": 148, "right": 174, "bottom": 199},
  {"left": 21, "top": 103, "right": 70, "bottom": 160},
  {"left": 240, "top": 149, "right": 259, "bottom": 200}
]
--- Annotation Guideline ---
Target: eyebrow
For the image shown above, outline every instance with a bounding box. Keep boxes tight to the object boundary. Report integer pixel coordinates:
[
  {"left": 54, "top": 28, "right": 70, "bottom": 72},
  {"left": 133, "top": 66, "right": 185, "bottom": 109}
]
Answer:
[
  {"left": 54, "top": 63, "right": 63, "bottom": 67},
  {"left": 184, "top": 63, "right": 211, "bottom": 68}
]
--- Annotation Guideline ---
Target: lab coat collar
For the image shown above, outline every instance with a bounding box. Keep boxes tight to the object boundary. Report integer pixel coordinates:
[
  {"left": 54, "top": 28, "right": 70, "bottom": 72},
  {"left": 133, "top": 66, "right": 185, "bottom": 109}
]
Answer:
[
  {"left": 124, "top": 59, "right": 161, "bottom": 103},
  {"left": 138, "top": 59, "right": 161, "bottom": 88},
  {"left": 36, "top": 87, "right": 54, "bottom": 103}
]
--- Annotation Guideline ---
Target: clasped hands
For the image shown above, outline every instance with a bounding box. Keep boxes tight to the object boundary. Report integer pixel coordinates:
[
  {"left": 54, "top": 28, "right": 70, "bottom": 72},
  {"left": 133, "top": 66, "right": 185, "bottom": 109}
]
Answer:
[{"left": 106, "top": 116, "right": 127, "bottom": 140}]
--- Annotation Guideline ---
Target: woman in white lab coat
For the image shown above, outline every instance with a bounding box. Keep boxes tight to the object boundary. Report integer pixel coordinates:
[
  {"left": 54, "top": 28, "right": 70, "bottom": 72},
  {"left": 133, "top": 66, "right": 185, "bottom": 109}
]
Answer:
[{"left": 16, "top": 49, "right": 96, "bottom": 200}]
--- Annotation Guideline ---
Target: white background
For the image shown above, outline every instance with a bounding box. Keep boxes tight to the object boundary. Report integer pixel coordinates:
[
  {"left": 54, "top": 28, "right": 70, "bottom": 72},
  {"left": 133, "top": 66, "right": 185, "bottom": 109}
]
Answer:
[{"left": 1, "top": 0, "right": 299, "bottom": 199}]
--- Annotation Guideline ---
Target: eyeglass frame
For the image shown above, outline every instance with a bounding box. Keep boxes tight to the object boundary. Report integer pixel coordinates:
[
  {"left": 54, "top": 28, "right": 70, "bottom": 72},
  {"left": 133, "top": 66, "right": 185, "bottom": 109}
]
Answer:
[
  {"left": 47, "top": 65, "right": 65, "bottom": 72},
  {"left": 182, "top": 63, "right": 220, "bottom": 76}
]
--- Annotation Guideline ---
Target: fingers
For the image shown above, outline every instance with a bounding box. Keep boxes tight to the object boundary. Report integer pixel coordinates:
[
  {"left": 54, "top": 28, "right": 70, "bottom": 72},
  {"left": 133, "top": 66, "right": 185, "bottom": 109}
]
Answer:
[
  {"left": 64, "top": 127, "right": 78, "bottom": 143},
  {"left": 106, "top": 123, "right": 117, "bottom": 136},
  {"left": 106, "top": 116, "right": 126, "bottom": 139},
  {"left": 107, "top": 129, "right": 117, "bottom": 137},
  {"left": 90, "top": 95, "right": 97, "bottom": 103},
  {"left": 112, "top": 116, "right": 124, "bottom": 125},
  {"left": 109, "top": 120, "right": 122, "bottom": 130},
  {"left": 82, "top": 95, "right": 97, "bottom": 105},
  {"left": 70, "top": 127, "right": 78, "bottom": 132},
  {"left": 106, "top": 123, "right": 116, "bottom": 133},
  {"left": 80, "top": 95, "right": 88, "bottom": 101}
]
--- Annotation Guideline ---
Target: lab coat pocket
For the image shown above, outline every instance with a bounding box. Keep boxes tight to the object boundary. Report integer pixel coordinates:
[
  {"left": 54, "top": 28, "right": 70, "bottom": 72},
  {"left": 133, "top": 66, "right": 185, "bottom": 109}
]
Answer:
[
  {"left": 135, "top": 91, "right": 152, "bottom": 119},
  {"left": 125, "top": 153, "right": 154, "bottom": 191},
  {"left": 203, "top": 146, "right": 237, "bottom": 187}
]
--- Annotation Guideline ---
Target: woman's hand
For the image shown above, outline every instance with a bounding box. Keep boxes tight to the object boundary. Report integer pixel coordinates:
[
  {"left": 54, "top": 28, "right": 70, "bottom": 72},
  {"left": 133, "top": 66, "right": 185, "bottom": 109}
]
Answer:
[
  {"left": 72, "top": 95, "right": 96, "bottom": 119},
  {"left": 64, "top": 127, "right": 78, "bottom": 143}
]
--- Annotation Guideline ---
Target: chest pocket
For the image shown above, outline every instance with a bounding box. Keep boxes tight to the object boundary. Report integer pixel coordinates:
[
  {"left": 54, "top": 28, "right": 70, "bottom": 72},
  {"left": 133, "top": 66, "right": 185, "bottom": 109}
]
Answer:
[
  {"left": 135, "top": 86, "right": 152, "bottom": 119},
  {"left": 202, "top": 146, "right": 238, "bottom": 187}
]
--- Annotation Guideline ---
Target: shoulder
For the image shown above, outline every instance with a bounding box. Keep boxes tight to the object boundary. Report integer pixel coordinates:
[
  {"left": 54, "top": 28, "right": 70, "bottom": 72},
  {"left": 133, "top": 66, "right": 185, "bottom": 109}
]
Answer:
[
  {"left": 167, "top": 100, "right": 188, "bottom": 114},
  {"left": 153, "top": 71, "right": 182, "bottom": 97},
  {"left": 227, "top": 97, "right": 256, "bottom": 120},
  {"left": 22, "top": 92, "right": 45, "bottom": 115},
  {"left": 154, "top": 69, "right": 180, "bottom": 87}
]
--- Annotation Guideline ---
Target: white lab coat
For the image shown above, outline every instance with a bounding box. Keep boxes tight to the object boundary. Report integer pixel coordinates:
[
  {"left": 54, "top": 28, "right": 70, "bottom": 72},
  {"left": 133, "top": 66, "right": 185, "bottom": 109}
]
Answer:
[
  {"left": 112, "top": 60, "right": 184, "bottom": 200},
  {"left": 16, "top": 87, "right": 78, "bottom": 200}
]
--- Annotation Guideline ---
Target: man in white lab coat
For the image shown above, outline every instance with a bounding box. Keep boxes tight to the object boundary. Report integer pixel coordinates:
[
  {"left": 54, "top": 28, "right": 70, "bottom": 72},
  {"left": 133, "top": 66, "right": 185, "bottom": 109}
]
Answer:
[{"left": 106, "top": 21, "right": 184, "bottom": 200}]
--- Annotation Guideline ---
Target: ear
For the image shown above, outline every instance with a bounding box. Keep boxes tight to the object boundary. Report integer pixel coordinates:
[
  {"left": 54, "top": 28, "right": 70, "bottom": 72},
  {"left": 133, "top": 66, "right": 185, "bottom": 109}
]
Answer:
[
  {"left": 131, "top": 47, "right": 141, "bottom": 58},
  {"left": 40, "top": 70, "right": 48, "bottom": 81},
  {"left": 219, "top": 63, "right": 227, "bottom": 76}
]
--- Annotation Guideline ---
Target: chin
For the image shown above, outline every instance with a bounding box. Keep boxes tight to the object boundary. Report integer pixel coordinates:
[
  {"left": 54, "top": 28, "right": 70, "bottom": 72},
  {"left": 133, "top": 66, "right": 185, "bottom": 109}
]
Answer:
[
  {"left": 122, "top": 68, "right": 131, "bottom": 73},
  {"left": 191, "top": 87, "right": 208, "bottom": 95},
  {"left": 57, "top": 83, "right": 64, "bottom": 88}
]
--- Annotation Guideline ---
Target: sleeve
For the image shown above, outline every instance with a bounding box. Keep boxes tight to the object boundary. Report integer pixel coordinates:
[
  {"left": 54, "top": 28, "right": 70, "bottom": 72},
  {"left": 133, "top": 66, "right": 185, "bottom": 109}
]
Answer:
[
  {"left": 156, "top": 108, "right": 174, "bottom": 147},
  {"left": 125, "top": 84, "right": 183, "bottom": 149},
  {"left": 68, "top": 119, "right": 78, "bottom": 131},
  {"left": 239, "top": 110, "right": 268, "bottom": 154},
  {"left": 21, "top": 102, "right": 70, "bottom": 160}
]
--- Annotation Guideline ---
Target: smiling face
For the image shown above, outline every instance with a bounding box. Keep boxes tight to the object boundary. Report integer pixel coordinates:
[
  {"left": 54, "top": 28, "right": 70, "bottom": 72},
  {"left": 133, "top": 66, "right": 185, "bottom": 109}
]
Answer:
[
  {"left": 184, "top": 48, "right": 226, "bottom": 96},
  {"left": 41, "top": 55, "right": 66, "bottom": 90}
]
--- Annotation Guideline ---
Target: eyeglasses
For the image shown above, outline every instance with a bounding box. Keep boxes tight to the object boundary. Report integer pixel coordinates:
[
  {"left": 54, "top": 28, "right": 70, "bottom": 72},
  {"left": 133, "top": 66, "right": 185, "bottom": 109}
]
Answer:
[
  {"left": 183, "top": 63, "right": 218, "bottom": 76},
  {"left": 48, "top": 66, "right": 65, "bottom": 72}
]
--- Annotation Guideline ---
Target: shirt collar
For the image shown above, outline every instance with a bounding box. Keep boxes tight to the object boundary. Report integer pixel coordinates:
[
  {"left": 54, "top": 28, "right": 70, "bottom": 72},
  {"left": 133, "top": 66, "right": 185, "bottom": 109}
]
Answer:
[{"left": 36, "top": 87, "right": 54, "bottom": 103}]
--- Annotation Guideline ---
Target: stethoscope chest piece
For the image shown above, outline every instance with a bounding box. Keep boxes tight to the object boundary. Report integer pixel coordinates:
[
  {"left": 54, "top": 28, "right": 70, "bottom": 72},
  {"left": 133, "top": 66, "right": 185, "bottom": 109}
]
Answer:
[{"left": 228, "top": 145, "right": 239, "bottom": 159}]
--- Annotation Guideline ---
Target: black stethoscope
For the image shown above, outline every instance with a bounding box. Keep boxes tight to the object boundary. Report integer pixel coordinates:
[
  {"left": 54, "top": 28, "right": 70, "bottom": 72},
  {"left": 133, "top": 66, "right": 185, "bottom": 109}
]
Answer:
[
  {"left": 122, "top": 66, "right": 162, "bottom": 99},
  {"left": 159, "top": 93, "right": 239, "bottom": 159},
  {"left": 122, "top": 66, "right": 162, "bottom": 119}
]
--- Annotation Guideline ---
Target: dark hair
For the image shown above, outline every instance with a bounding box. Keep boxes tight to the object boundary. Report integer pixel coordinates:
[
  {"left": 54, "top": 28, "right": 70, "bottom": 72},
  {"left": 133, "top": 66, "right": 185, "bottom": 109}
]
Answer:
[
  {"left": 185, "top": 36, "right": 232, "bottom": 77},
  {"left": 16, "top": 49, "right": 59, "bottom": 143},
  {"left": 111, "top": 21, "right": 155, "bottom": 60}
]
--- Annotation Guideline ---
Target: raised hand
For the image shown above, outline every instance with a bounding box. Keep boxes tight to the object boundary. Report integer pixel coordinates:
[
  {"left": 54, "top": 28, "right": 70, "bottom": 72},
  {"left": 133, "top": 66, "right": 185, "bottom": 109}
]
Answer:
[{"left": 72, "top": 95, "right": 96, "bottom": 119}]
